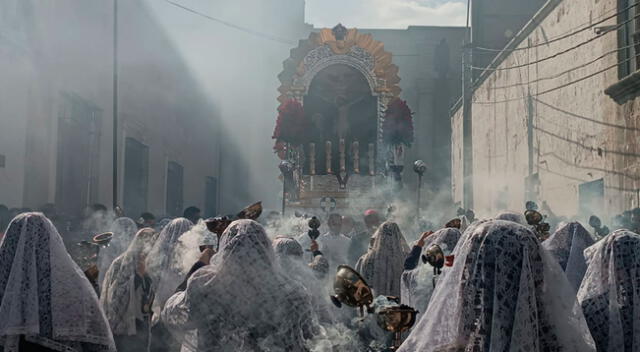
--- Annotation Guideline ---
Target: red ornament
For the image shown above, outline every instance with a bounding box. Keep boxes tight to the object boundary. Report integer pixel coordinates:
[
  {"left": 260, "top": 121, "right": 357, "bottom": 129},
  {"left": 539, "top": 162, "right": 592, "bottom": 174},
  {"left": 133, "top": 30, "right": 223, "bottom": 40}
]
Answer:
[
  {"left": 382, "top": 98, "right": 414, "bottom": 147},
  {"left": 272, "top": 99, "right": 310, "bottom": 150}
]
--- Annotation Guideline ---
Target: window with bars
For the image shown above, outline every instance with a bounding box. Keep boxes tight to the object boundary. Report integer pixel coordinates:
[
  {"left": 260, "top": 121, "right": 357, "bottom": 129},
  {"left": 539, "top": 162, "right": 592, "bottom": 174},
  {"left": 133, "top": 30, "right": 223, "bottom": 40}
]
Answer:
[{"left": 618, "top": 0, "right": 640, "bottom": 78}]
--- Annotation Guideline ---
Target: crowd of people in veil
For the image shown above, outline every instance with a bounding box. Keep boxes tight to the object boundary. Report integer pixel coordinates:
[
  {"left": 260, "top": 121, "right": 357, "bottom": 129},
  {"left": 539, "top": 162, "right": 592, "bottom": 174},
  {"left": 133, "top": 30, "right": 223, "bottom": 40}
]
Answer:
[{"left": 2, "top": 199, "right": 640, "bottom": 352}]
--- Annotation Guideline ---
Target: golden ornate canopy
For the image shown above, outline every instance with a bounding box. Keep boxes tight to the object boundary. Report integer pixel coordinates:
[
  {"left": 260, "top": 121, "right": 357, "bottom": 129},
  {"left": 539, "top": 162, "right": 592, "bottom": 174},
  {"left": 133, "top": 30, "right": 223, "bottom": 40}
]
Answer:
[{"left": 277, "top": 24, "right": 401, "bottom": 103}]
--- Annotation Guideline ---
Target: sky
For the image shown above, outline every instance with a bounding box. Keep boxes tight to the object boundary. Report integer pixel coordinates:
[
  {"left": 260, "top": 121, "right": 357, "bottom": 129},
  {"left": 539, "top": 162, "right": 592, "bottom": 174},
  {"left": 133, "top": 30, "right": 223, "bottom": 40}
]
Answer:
[{"left": 305, "top": 0, "right": 468, "bottom": 29}]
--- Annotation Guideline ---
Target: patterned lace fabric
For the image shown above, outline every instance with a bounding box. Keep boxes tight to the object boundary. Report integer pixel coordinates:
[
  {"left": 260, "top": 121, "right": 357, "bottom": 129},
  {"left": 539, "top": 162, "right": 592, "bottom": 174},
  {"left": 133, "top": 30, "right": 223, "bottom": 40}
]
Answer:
[
  {"left": 356, "top": 221, "right": 410, "bottom": 298},
  {"left": 161, "top": 220, "right": 317, "bottom": 352},
  {"left": 145, "top": 218, "right": 192, "bottom": 313},
  {"left": 399, "top": 220, "right": 595, "bottom": 352},
  {"left": 97, "top": 217, "right": 138, "bottom": 287},
  {"left": 100, "top": 228, "right": 155, "bottom": 336},
  {"left": 0, "top": 212, "right": 116, "bottom": 352},
  {"left": 401, "top": 228, "right": 461, "bottom": 312},
  {"left": 578, "top": 230, "right": 640, "bottom": 352},
  {"left": 542, "top": 222, "right": 595, "bottom": 291},
  {"left": 494, "top": 211, "right": 525, "bottom": 224}
]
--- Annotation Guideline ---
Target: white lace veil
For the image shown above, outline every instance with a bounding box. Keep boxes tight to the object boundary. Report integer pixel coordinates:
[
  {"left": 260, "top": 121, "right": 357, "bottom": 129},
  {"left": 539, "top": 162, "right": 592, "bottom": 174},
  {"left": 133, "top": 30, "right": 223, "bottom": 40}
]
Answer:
[
  {"left": 399, "top": 220, "right": 595, "bottom": 352},
  {"left": 0, "top": 212, "right": 116, "bottom": 352},
  {"left": 97, "top": 217, "right": 138, "bottom": 286},
  {"left": 494, "top": 211, "right": 525, "bottom": 224},
  {"left": 146, "top": 217, "right": 192, "bottom": 312},
  {"left": 542, "top": 221, "right": 595, "bottom": 291},
  {"left": 355, "top": 221, "right": 409, "bottom": 298},
  {"left": 578, "top": 229, "right": 640, "bottom": 351},
  {"left": 100, "top": 228, "right": 155, "bottom": 336},
  {"left": 401, "top": 228, "right": 461, "bottom": 312},
  {"left": 162, "top": 220, "right": 317, "bottom": 352}
]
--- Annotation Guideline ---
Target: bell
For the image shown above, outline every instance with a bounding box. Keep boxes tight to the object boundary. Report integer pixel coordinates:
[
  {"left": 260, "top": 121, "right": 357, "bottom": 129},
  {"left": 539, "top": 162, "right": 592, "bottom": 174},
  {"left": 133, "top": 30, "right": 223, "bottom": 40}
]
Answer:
[{"left": 330, "top": 265, "right": 374, "bottom": 310}]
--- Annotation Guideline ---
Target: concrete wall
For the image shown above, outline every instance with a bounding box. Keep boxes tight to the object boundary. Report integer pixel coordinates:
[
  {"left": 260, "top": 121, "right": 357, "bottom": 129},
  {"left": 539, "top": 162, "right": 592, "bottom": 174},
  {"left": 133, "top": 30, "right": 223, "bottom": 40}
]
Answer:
[
  {"left": 0, "top": 0, "right": 221, "bottom": 219},
  {"left": 362, "top": 27, "right": 465, "bottom": 198},
  {"left": 452, "top": 0, "right": 639, "bottom": 220}
]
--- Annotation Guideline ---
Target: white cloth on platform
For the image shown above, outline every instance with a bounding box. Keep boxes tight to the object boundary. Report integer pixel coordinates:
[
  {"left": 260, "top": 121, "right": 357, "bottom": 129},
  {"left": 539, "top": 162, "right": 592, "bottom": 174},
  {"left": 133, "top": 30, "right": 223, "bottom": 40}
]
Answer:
[
  {"left": 401, "top": 227, "right": 461, "bottom": 312},
  {"left": 355, "top": 221, "right": 409, "bottom": 298},
  {"left": 97, "top": 217, "right": 138, "bottom": 286},
  {"left": 542, "top": 221, "right": 595, "bottom": 291},
  {"left": 161, "top": 220, "right": 317, "bottom": 352},
  {"left": 578, "top": 229, "right": 640, "bottom": 352},
  {"left": 399, "top": 220, "right": 595, "bottom": 352},
  {"left": 0, "top": 212, "right": 115, "bottom": 352}
]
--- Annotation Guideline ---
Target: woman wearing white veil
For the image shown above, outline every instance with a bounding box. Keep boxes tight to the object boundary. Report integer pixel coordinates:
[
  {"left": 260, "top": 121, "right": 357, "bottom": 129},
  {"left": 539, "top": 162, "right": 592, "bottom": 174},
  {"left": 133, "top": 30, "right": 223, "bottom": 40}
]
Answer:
[
  {"left": 578, "top": 229, "right": 640, "bottom": 351},
  {"left": 146, "top": 217, "right": 193, "bottom": 313},
  {"left": 542, "top": 221, "right": 595, "bottom": 292},
  {"left": 356, "top": 221, "right": 410, "bottom": 298},
  {"left": 494, "top": 210, "right": 525, "bottom": 224},
  {"left": 161, "top": 220, "right": 318, "bottom": 352},
  {"left": 100, "top": 228, "right": 156, "bottom": 352},
  {"left": 401, "top": 227, "right": 461, "bottom": 313},
  {"left": 398, "top": 220, "right": 596, "bottom": 352},
  {"left": 0, "top": 212, "right": 116, "bottom": 352},
  {"left": 97, "top": 217, "right": 138, "bottom": 287}
]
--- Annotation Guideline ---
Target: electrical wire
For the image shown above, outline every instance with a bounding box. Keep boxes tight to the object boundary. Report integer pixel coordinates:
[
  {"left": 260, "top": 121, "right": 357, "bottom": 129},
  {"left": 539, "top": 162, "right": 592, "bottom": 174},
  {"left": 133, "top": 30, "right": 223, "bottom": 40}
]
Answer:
[
  {"left": 490, "top": 43, "right": 635, "bottom": 89},
  {"left": 473, "top": 53, "right": 639, "bottom": 104},
  {"left": 473, "top": 2, "right": 638, "bottom": 53},
  {"left": 468, "top": 13, "right": 640, "bottom": 72},
  {"left": 162, "top": 0, "right": 297, "bottom": 45}
]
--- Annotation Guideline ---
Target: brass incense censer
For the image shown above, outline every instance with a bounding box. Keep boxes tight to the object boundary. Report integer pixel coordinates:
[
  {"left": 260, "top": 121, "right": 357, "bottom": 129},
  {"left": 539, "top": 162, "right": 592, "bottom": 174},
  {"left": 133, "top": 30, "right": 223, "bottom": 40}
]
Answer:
[
  {"left": 330, "top": 265, "right": 374, "bottom": 316},
  {"left": 376, "top": 303, "right": 418, "bottom": 350}
]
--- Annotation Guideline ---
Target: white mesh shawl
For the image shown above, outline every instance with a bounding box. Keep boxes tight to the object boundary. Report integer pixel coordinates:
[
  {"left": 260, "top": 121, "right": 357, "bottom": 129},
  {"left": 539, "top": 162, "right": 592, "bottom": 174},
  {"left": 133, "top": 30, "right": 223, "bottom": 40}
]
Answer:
[
  {"left": 0, "top": 212, "right": 116, "bottom": 352},
  {"left": 97, "top": 217, "right": 138, "bottom": 286},
  {"left": 146, "top": 218, "right": 192, "bottom": 312},
  {"left": 161, "top": 220, "right": 317, "bottom": 352},
  {"left": 355, "top": 222, "right": 409, "bottom": 298},
  {"left": 401, "top": 228, "right": 461, "bottom": 312},
  {"left": 578, "top": 230, "right": 640, "bottom": 352},
  {"left": 398, "top": 220, "right": 595, "bottom": 352},
  {"left": 100, "top": 228, "right": 155, "bottom": 336},
  {"left": 494, "top": 211, "right": 525, "bottom": 224},
  {"left": 542, "top": 221, "right": 595, "bottom": 292}
]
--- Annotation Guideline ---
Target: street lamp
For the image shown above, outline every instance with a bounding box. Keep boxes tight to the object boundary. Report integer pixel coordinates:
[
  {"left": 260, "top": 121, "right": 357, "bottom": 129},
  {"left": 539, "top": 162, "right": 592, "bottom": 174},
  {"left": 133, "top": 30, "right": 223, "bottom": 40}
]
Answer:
[
  {"left": 413, "top": 160, "right": 427, "bottom": 218},
  {"left": 279, "top": 160, "right": 294, "bottom": 216}
]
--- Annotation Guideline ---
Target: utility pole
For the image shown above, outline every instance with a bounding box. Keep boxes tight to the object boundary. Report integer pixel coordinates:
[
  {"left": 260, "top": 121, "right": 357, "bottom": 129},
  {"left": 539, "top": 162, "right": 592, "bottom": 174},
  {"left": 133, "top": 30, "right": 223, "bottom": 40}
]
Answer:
[
  {"left": 462, "top": 0, "right": 474, "bottom": 209},
  {"left": 112, "top": 0, "right": 119, "bottom": 210},
  {"left": 527, "top": 92, "right": 534, "bottom": 197}
]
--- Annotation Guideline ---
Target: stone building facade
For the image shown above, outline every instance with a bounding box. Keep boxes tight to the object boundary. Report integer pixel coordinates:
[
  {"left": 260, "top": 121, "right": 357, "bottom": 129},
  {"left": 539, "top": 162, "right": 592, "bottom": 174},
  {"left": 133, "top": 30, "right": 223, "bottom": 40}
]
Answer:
[
  {"left": 452, "top": 0, "right": 640, "bottom": 220},
  {"left": 0, "top": 0, "right": 221, "bottom": 220}
]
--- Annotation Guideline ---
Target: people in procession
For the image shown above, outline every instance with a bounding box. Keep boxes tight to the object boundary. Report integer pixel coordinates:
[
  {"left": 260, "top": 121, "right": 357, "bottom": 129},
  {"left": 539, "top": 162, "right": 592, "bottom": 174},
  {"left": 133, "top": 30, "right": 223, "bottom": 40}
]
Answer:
[
  {"left": 0, "top": 212, "right": 116, "bottom": 352},
  {"left": 401, "top": 227, "right": 461, "bottom": 312},
  {"left": 578, "top": 229, "right": 640, "bottom": 351},
  {"left": 161, "top": 220, "right": 318, "bottom": 352},
  {"left": 355, "top": 221, "right": 409, "bottom": 298},
  {"left": 97, "top": 217, "right": 139, "bottom": 287},
  {"left": 399, "top": 219, "right": 596, "bottom": 352},
  {"left": 348, "top": 209, "right": 382, "bottom": 266},
  {"left": 542, "top": 221, "right": 596, "bottom": 292},
  {"left": 6, "top": 202, "right": 640, "bottom": 352},
  {"left": 101, "top": 228, "right": 156, "bottom": 352}
]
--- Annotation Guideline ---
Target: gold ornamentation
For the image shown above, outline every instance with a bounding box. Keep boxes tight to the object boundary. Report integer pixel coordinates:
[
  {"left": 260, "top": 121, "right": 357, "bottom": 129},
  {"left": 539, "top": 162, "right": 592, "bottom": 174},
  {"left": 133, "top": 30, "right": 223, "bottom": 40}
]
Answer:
[{"left": 277, "top": 26, "right": 401, "bottom": 103}]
